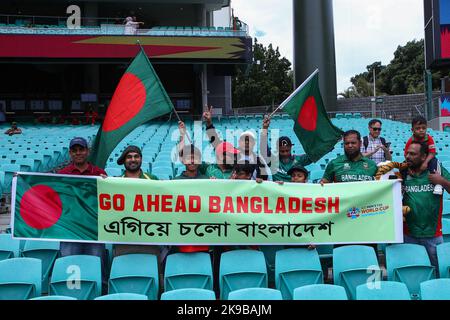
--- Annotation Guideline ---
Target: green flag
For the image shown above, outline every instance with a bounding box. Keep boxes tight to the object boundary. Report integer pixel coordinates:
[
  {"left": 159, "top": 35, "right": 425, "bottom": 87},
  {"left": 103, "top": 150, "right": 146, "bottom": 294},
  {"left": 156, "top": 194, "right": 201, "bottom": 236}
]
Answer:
[
  {"left": 14, "top": 174, "right": 98, "bottom": 241},
  {"left": 89, "top": 49, "right": 173, "bottom": 168},
  {"left": 281, "top": 70, "right": 343, "bottom": 162}
]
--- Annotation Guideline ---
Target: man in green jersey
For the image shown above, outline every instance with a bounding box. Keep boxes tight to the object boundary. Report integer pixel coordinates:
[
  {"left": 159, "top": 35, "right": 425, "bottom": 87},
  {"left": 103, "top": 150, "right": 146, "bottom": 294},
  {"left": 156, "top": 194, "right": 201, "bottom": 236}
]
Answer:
[
  {"left": 402, "top": 141, "right": 450, "bottom": 272},
  {"left": 260, "top": 116, "right": 312, "bottom": 182},
  {"left": 321, "top": 130, "right": 378, "bottom": 184}
]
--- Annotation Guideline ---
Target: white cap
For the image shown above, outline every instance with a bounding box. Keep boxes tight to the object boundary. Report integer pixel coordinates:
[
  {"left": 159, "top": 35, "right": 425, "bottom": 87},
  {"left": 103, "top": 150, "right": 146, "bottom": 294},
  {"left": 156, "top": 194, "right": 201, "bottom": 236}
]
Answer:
[{"left": 239, "top": 131, "right": 256, "bottom": 140}]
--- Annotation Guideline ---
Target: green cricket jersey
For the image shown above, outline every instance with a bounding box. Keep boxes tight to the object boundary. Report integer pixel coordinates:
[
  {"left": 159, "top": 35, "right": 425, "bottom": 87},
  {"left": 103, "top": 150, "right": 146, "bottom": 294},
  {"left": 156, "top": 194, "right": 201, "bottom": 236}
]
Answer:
[
  {"left": 174, "top": 171, "right": 208, "bottom": 180},
  {"left": 199, "top": 163, "right": 233, "bottom": 180},
  {"left": 323, "top": 155, "right": 377, "bottom": 183},
  {"left": 273, "top": 155, "right": 312, "bottom": 182},
  {"left": 403, "top": 165, "right": 450, "bottom": 238},
  {"left": 121, "top": 171, "right": 158, "bottom": 180}
]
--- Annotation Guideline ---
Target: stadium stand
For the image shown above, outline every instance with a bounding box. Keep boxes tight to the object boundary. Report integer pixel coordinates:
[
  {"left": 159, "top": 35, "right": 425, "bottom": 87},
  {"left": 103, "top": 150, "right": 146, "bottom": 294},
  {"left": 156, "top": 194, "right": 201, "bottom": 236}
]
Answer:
[{"left": 1, "top": 116, "right": 450, "bottom": 300}]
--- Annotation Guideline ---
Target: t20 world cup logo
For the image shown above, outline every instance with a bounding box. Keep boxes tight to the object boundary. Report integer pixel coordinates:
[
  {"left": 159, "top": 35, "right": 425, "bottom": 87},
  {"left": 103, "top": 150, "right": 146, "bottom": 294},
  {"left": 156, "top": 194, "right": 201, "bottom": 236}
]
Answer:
[{"left": 347, "top": 207, "right": 360, "bottom": 220}]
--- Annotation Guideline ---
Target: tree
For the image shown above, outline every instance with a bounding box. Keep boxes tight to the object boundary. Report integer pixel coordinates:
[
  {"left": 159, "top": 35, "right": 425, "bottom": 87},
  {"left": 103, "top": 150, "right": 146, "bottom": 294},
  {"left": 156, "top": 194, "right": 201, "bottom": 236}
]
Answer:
[
  {"left": 232, "top": 39, "right": 293, "bottom": 108},
  {"left": 348, "top": 39, "right": 450, "bottom": 97}
]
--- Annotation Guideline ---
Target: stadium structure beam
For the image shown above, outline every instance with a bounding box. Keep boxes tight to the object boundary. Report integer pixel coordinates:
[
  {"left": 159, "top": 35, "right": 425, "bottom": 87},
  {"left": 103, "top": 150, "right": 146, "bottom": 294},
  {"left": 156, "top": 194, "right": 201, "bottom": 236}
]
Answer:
[{"left": 293, "top": 0, "right": 337, "bottom": 111}]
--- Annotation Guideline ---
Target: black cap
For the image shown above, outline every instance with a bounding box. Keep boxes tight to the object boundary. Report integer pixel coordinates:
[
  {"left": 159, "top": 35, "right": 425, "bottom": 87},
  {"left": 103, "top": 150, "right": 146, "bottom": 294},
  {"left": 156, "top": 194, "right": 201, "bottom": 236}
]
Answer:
[
  {"left": 69, "top": 137, "right": 88, "bottom": 149},
  {"left": 117, "top": 145, "right": 142, "bottom": 165},
  {"left": 287, "top": 163, "right": 309, "bottom": 177},
  {"left": 278, "top": 136, "right": 294, "bottom": 147}
]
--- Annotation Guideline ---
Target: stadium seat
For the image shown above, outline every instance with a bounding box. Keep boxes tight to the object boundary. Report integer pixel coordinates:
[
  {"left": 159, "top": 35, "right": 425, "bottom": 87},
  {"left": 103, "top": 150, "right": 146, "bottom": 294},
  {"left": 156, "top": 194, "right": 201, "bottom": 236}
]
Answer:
[
  {"left": 443, "top": 218, "right": 450, "bottom": 243},
  {"left": 275, "top": 248, "right": 323, "bottom": 300},
  {"left": 219, "top": 250, "right": 268, "bottom": 300},
  {"left": 293, "top": 284, "right": 348, "bottom": 300},
  {"left": 228, "top": 288, "right": 283, "bottom": 300},
  {"left": 164, "top": 252, "right": 213, "bottom": 292},
  {"left": 356, "top": 281, "right": 410, "bottom": 300},
  {"left": 21, "top": 240, "right": 60, "bottom": 294},
  {"left": 0, "top": 258, "right": 42, "bottom": 300},
  {"left": 95, "top": 293, "right": 148, "bottom": 300},
  {"left": 437, "top": 242, "right": 450, "bottom": 278},
  {"left": 0, "top": 233, "right": 21, "bottom": 260},
  {"left": 259, "top": 245, "right": 284, "bottom": 286},
  {"left": 105, "top": 167, "right": 123, "bottom": 177},
  {"left": 333, "top": 245, "right": 379, "bottom": 300},
  {"left": 30, "top": 295, "right": 77, "bottom": 300},
  {"left": 50, "top": 255, "right": 101, "bottom": 300},
  {"left": 109, "top": 254, "right": 158, "bottom": 300},
  {"left": 444, "top": 200, "right": 450, "bottom": 219},
  {"left": 161, "top": 288, "right": 216, "bottom": 300},
  {"left": 386, "top": 244, "right": 435, "bottom": 300},
  {"left": 420, "top": 279, "right": 450, "bottom": 300},
  {"left": 0, "top": 164, "right": 20, "bottom": 194}
]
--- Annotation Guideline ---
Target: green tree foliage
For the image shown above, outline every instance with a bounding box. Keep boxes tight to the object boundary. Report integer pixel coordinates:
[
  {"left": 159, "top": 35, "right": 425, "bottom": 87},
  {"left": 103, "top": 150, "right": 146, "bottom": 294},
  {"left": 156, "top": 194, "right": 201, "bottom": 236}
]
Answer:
[
  {"left": 232, "top": 39, "right": 293, "bottom": 108},
  {"left": 341, "top": 39, "right": 450, "bottom": 97}
]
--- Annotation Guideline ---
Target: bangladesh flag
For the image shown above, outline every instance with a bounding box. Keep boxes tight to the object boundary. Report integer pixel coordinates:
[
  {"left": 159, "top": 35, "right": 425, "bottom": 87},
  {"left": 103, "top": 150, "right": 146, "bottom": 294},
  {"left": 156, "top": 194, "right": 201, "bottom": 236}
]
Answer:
[
  {"left": 281, "top": 70, "right": 343, "bottom": 162},
  {"left": 89, "top": 49, "right": 173, "bottom": 168},
  {"left": 13, "top": 174, "right": 98, "bottom": 241}
]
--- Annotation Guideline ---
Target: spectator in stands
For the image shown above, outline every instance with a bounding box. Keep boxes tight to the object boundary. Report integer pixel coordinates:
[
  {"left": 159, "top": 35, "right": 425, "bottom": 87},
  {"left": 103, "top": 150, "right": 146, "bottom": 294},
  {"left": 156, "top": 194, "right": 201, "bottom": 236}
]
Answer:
[
  {"left": 287, "top": 163, "right": 309, "bottom": 183},
  {"left": 124, "top": 16, "right": 144, "bottom": 35},
  {"left": 321, "top": 130, "right": 378, "bottom": 184},
  {"left": 85, "top": 104, "right": 98, "bottom": 126},
  {"left": 402, "top": 141, "right": 450, "bottom": 273},
  {"left": 4, "top": 122, "right": 22, "bottom": 136},
  {"left": 361, "top": 119, "right": 392, "bottom": 164},
  {"left": 260, "top": 116, "right": 312, "bottom": 182},
  {"left": 57, "top": 137, "right": 107, "bottom": 292},
  {"left": 405, "top": 116, "right": 442, "bottom": 195},
  {"left": 203, "top": 106, "right": 272, "bottom": 180},
  {"left": 178, "top": 121, "right": 239, "bottom": 179},
  {"left": 112, "top": 146, "right": 166, "bottom": 261}
]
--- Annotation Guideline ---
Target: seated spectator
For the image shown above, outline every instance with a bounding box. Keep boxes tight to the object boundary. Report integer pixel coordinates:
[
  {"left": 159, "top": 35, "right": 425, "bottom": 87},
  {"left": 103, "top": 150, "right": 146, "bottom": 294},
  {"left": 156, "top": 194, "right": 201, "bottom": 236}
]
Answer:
[{"left": 4, "top": 122, "right": 22, "bottom": 136}]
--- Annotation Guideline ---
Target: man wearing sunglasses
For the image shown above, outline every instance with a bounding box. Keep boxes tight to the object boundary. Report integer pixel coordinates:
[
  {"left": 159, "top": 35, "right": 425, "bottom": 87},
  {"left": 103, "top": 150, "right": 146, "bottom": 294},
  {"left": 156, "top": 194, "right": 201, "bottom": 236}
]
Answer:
[{"left": 361, "top": 119, "right": 392, "bottom": 164}]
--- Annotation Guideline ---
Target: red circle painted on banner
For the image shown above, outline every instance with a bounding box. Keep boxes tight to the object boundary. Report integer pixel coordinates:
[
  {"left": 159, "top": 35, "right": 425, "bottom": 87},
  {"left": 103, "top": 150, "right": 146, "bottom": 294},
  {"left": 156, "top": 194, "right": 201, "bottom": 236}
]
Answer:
[
  {"left": 20, "top": 185, "right": 62, "bottom": 230},
  {"left": 102, "top": 73, "right": 147, "bottom": 132},
  {"left": 298, "top": 96, "right": 318, "bottom": 131}
]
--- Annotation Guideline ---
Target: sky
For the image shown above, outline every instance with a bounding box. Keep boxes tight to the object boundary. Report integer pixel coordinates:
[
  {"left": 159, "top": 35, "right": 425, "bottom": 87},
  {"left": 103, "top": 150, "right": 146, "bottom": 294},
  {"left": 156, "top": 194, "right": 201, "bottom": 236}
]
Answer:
[{"left": 224, "top": 0, "right": 425, "bottom": 93}]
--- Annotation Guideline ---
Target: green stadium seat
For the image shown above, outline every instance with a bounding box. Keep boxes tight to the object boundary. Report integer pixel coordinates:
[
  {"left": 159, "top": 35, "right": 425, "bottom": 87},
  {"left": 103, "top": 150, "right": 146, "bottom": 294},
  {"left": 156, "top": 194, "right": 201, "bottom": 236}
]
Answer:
[
  {"left": 164, "top": 252, "right": 213, "bottom": 292},
  {"left": 0, "top": 233, "right": 21, "bottom": 260},
  {"left": 293, "top": 284, "right": 348, "bottom": 300},
  {"left": 109, "top": 254, "right": 159, "bottom": 300},
  {"left": 275, "top": 248, "right": 323, "bottom": 300},
  {"left": 0, "top": 258, "right": 42, "bottom": 300}
]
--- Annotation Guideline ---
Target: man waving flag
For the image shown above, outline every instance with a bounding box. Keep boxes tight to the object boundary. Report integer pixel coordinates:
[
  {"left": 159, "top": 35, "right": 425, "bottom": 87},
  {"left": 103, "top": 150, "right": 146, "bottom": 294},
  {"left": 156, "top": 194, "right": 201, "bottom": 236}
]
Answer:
[
  {"left": 275, "top": 69, "right": 343, "bottom": 162},
  {"left": 90, "top": 48, "right": 173, "bottom": 168}
]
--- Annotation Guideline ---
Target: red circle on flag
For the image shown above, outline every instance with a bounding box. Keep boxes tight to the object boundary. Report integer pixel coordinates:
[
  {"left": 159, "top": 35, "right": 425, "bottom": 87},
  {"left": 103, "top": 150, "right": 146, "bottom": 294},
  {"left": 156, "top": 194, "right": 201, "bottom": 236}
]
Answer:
[
  {"left": 20, "top": 185, "right": 62, "bottom": 230},
  {"left": 102, "top": 73, "right": 147, "bottom": 132},
  {"left": 298, "top": 96, "right": 318, "bottom": 131}
]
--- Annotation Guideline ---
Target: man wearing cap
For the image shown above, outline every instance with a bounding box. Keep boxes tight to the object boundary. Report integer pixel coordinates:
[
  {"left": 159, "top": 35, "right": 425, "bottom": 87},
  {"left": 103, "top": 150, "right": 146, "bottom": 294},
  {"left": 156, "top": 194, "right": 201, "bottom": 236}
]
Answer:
[
  {"left": 4, "top": 122, "right": 22, "bottom": 136},
  {"left": 112, "top": 145, "right": 162, "bottom": 258},
  {"left": 260, "top": 117, "right": 312, "bottom": 182},
  {"left": 287, "top": 163, "right": 309, "bottom": 183},
  {"left": 57, "top": 137, "right": 107, "bottom": 291},
  {"left": 202, "top": 109, "right": 271, "bottom": 180}
]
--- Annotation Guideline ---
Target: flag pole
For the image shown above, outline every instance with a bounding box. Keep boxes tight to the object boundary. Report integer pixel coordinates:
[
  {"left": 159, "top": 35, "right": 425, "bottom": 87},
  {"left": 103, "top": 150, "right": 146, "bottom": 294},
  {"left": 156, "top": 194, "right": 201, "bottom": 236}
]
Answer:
[
  {"left": 267, "top": 69, "right": 319, "bottom": 119},
  {"left": 136, "top": 40, "right": 192, "bottom": 144}
]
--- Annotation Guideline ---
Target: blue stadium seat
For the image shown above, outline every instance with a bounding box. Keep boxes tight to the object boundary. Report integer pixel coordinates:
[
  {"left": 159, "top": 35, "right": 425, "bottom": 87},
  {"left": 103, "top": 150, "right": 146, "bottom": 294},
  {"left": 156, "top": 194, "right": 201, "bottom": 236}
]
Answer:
[
  {"left": 219, "top": 250, "right": 267, "bottom": 300},
  {"left": 14, "top": 158, "right": 36, "bottom": 172},
  {"left": 333, "top": 245, "right": 379, "bottom": 300},
  {"left": 0, "top": 233, "right": 21, "bottom": 260},
  {"left": 0, "top": 164, "right": 20, "bottom": 194},
  {"left": 420, "top": 279, "right": 450, "bottom": 300},
  {"left": 259, "top": 245, "right": 284, "bottom": 286},
  {"left": 356, "top": 281, "right": 410, "bottom": 300},
  {"left": 21, "top": 240, "right": 60, "bottom": 294},
  {"left": 30, "top": 295, "right": 77, "bottom": 300},
  {"left": 0, "top": 258, "right": 42, "bottom": 300},
  {"left": 437, "top": 242, "right": 450, "bottom": 278},
  {"left": 228, "top": 288, "right": 282, "bottom": 300},
  {"left": 275, "top": 248, "right": 323, "bottom": 300},
  {"left": 293, "top": 284, "right": 348, "bottom": 300},
  {"left": 109, "top": 254, "right": 159, "bottom": 300},
  {"left": 386, "top": 244, "right": 435, "bottom": 300},
  {"left": 105, "top": 168, "right": 123, "bottom": 177},
  {"left": 161, "top": 288, "right": 216, "bottom": 300},
  {"left": 443, "top": 218, "right": 450, "bottom": 243},
  {"left": 50, "top": 255, "right": 101, "bottom": 300},
  {"left": 95, "top": 293, "right": 148, "bottom": 300},
  {"left": 164, "top": 252, "right": 213, "bottom": 292}
]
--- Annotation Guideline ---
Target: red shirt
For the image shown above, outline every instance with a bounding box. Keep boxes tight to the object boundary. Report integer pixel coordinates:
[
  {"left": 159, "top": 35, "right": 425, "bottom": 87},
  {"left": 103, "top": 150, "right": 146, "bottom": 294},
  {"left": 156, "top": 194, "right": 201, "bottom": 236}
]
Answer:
[
  {"left": 404, "top": 134, "right": 436, "bottom": 156},
  {"left": 58, "top": 163, "right": 106, "bottom": 176}
]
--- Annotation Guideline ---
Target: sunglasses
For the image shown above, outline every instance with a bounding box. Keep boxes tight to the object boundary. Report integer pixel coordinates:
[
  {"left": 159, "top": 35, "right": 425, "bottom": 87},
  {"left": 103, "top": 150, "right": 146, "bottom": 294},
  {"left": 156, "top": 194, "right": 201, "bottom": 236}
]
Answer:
[{"left": 371, "top": 127, "right": 382, "bottom": 131}]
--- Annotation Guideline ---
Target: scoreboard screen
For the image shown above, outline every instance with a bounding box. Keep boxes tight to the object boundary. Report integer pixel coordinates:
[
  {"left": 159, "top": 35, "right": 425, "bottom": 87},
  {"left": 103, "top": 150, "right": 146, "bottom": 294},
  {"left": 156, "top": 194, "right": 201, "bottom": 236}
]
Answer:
[{"left": 425, "top": 0, "right": 450, "bottom": 68}]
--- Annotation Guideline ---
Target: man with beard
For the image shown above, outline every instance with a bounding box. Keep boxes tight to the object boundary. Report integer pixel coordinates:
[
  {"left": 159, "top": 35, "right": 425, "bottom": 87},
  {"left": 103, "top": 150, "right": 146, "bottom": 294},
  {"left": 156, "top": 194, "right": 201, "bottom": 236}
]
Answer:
[
  {"left": 321, "top": 130, "right": 378, "bottom": 184},
  {"left": 402, "top": 141, "right": 450, "bottom": 273},
  {"left": 260, "top": 115, "right": 312, "bottom": 182},
  {"left": 112, "top": 146, "right": 164, "bottom": 260}
]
